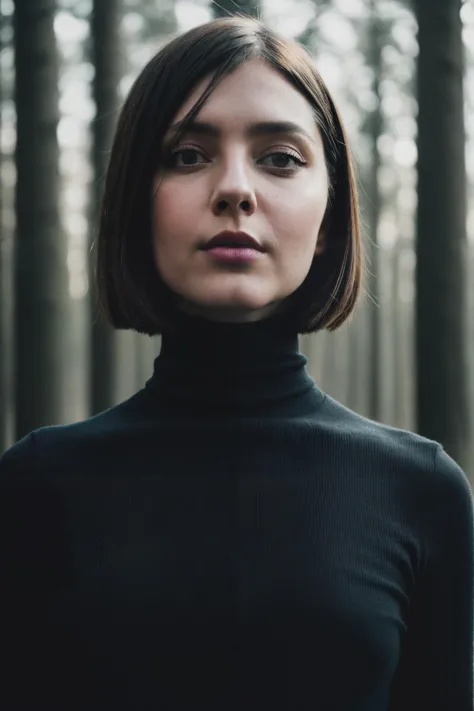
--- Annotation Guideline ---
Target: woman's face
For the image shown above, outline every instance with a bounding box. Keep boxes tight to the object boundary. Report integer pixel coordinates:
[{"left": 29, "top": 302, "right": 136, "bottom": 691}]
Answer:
[{"left": 152, "top": 58, "right": 329, "bottom": 323}]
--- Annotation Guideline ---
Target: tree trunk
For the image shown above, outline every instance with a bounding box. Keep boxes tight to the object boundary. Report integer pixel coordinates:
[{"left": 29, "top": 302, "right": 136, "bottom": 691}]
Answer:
[
  {"left": 0, "top": 10, "right": 14, "bottom": 453},
  {"left": 391, "top": 237, "right": 402, "bottom": 428},
  {"left": 132, "top": 0, "right": 178, "bottom": 391},
  {"left": 0, "top": 177, "right": 14, "bottom": 453},
  {"left": 13, "top": 0, "right": 72, "bottom": 440},
  {"left": 212, "top": 1, "right": 261, "bottom": 19},
  {"left": 0, "top": 12, "right": 5, "bottom": 451},
  {"left": 414, "top": 0, "right": 472, "bottom": 471},
  {"left": 90, "top": 0, "right": 137, "bottom": 415},
  {"left": 366, "top": 1, "right": 383, "bottom": 423}
]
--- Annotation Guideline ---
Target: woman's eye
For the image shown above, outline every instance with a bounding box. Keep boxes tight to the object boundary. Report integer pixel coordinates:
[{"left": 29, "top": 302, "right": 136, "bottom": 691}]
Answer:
[
  {"left": 171, "top": 148, "right": 207, "bottom": 167},
  {"left": 259, "top": 151, "right": 306, "bottom": 170}
]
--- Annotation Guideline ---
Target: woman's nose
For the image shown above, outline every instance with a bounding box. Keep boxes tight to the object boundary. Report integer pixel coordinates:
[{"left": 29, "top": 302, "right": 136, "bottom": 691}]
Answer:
[{"left": 211, "top": 158, "right": 257, "bottom": 218}]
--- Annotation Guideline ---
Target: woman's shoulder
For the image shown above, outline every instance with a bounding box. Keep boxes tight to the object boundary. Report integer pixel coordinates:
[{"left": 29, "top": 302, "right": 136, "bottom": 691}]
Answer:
[
  {"left": 318, "top": 392, "right": 471, "bottom": 494},
  {"left": 0, "top": 390, "right": 147, "bottom": 478},
  {"left": 318, "top": 390, "right": 433, "bottom": 447}
]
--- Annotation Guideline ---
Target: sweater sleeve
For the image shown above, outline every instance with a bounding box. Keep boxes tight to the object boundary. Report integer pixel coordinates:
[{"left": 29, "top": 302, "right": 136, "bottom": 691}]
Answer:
[
  {"left": 389, "top": 444, "right": 474, "bottom": 710},
  {"left": 0, "top": 433, "right": 72, "bottom": 710}
]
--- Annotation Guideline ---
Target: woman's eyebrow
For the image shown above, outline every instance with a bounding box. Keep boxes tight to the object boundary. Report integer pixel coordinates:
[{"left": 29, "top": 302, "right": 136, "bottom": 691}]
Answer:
[{"left": 167, "top": 119, "right": 317, "bottom": 146}]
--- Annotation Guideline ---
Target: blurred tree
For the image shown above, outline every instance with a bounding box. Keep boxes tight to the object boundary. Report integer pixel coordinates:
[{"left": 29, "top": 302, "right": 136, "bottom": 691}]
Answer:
[
  {"left": 0, "top": 8, "right": 11, "bottom": 453},
  {"left": 132, "top": 0, "right": 177, "bottom": 38},
  {"left": 364, "top": 0, "right": 384, "bottom": 423},
  {"left": 90, "top": 0, "right": 122, "bottom": 414},
  {"left": 0, "top": 11, "right": 4, "bottom": 449},
  {"left": 414, "top": 0, "right": 472, "bottom": 471},
  {"left": 212, "top": 1, "right": 261, "bottom": 19},
  {"left": 13, "top": 0, "right": 72, "bottom": 439},
  {"left": 89, "top": 0, "right": 139, "bottom": 414},
  {"left": 297, "top": 0, "right": 333, "bottom": 52},
  {"left": 125, "top": 0, "right": 178, "bottom": 390}
]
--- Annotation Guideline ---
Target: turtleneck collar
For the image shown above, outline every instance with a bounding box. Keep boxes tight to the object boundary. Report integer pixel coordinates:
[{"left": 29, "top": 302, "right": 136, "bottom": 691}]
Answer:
[{"left": 144, "top": 309, "right": 324, "bottom": 417}]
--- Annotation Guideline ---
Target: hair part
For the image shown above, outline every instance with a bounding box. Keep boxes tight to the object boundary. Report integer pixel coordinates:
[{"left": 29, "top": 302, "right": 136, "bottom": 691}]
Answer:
[{"left": 95, "top": 17, "right": 363, "bottom": 336}]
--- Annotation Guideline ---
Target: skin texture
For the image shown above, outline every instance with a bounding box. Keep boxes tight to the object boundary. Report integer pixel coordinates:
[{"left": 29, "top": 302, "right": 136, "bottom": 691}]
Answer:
[{"left": 151, "top": 58, "right": 329, "bottom": 323}]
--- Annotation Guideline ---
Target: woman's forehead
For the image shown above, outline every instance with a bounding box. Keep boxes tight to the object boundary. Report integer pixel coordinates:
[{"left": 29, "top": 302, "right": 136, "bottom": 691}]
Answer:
[{"left": 171, "top": 59, "right": 320, "bottom": 141}]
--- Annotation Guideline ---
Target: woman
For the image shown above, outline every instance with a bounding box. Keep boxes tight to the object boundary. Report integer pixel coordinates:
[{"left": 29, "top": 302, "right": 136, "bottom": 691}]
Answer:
[{"left": 1, "top": 16, "right": 473, "bottom": 711}]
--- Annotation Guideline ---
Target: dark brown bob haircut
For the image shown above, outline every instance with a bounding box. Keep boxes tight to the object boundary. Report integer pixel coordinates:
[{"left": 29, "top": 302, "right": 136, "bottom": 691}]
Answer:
[{"left": 95, "top": 16, "right": 362, "bottom": 336}]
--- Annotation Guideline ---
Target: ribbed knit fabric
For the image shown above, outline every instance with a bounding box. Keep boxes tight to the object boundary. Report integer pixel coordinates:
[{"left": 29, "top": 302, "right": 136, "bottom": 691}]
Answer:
[{"left": 1, "top": 310, "right": 473, "bottom": 710}]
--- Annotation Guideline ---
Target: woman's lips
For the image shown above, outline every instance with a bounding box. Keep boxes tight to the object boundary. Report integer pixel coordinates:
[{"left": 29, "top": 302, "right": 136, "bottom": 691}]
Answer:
[{"left": 204, "top": 246, "right": 265, "bottom": 262}]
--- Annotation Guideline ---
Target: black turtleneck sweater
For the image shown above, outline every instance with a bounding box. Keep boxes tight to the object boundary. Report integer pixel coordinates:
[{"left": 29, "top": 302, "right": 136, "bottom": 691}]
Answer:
[{"left": 1, "top": 311, "right": 473, "bottom": 710}]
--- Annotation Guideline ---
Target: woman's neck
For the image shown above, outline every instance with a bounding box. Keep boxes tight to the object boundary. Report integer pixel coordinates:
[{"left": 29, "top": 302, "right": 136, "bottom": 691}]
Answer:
[{"left": 144, "top": 309, "right": 322, "bottom": 418}]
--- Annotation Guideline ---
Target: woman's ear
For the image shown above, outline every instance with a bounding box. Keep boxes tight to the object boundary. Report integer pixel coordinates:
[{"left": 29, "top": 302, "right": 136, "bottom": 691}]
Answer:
[
  {"left": 315, "top": 203, "right": 331, "bottom": 256},
  {"left": 314, "top": 230, "right": 326, "bottom": 256}
]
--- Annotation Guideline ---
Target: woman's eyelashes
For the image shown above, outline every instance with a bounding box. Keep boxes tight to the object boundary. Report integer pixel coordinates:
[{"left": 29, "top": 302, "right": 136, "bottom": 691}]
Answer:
[
  {"left": 258, "top": 149, "right": 307, "bottom": 171},
  {"left": 166, "top": 144, "right": 308, "bottom": 174}
]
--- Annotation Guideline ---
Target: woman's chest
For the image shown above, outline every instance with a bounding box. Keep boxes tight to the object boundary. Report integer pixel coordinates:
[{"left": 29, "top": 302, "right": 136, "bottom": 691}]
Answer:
[{"left": 48, "top": 460, "right": 409, "bottom": 696}]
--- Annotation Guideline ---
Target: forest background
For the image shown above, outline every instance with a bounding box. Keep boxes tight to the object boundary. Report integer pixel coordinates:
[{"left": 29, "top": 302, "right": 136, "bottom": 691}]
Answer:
[{"left": 1, "top": 0, "right": 473, "bottom": 482}]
